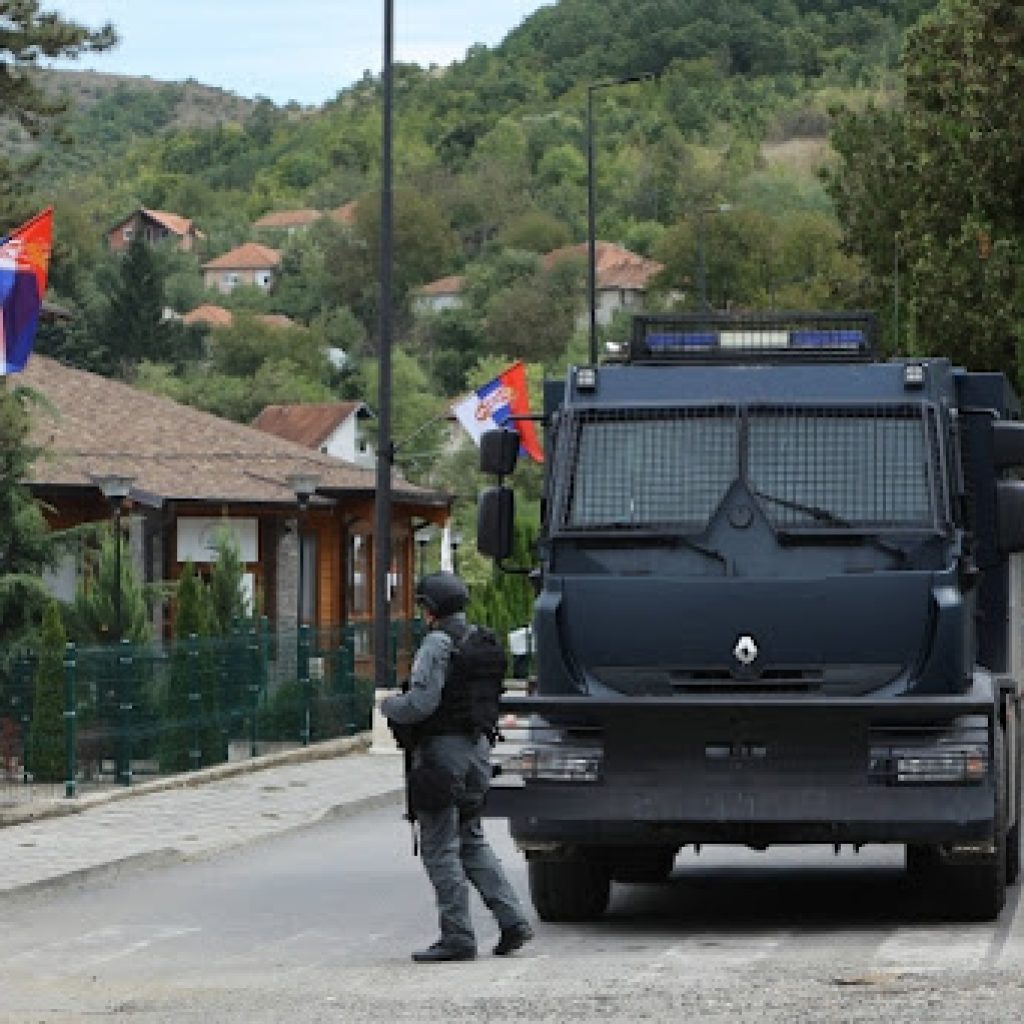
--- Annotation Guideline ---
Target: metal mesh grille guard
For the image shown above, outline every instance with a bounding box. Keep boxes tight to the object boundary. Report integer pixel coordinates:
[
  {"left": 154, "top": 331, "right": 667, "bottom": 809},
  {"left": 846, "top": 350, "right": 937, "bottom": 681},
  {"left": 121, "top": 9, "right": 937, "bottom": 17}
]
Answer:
[{"left": 553, "top": 404, "right": 947, "bottom": 535}]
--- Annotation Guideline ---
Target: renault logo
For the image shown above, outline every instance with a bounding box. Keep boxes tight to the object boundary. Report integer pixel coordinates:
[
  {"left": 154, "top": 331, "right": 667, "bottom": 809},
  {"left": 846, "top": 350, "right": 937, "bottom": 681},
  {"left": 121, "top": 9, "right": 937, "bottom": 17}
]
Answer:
[{"left": 733, "top": 634, "right": 759, "bottom": 666}]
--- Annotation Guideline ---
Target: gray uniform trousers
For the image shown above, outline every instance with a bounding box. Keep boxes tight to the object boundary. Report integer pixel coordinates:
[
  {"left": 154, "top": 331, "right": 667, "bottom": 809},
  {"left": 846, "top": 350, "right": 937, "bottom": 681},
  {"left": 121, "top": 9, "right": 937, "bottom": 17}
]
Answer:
[{"left": 414, "top": 732, "right": 528, "bottom": 950}]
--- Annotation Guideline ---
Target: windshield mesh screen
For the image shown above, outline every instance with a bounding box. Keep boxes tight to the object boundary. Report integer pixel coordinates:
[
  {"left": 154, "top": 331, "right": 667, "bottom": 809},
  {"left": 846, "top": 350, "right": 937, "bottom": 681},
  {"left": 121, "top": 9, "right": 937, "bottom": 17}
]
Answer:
[
  {"left": 558, "top": 408, "right": 739, "bottom": 529},
  {"left": 748, "top": 407, "right": 939, "bottom": 528},
  {"left": 556, "top": 405, "right": 944, "bottom": 533}
]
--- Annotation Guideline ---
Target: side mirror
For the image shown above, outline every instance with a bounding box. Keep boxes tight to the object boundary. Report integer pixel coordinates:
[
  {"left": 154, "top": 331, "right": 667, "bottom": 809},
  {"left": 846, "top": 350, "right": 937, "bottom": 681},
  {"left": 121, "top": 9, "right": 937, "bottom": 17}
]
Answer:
[
  {"left": 993, "top": 421, "right": 1024, "bottom": 471},
  {"left": 996, "top": 479, "right": 1024, "bottom": 552},
  {"left": 480, "top": 429, "right": 519, "bottom": 477},
  {"left": 477, "top": 486, "right": 515, "bottom": 560}
]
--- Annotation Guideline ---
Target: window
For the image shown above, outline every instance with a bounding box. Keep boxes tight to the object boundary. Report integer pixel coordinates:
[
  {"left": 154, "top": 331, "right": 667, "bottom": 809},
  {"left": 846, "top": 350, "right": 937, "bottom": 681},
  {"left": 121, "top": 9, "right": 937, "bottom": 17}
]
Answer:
[
  {"left": 555, "top": 404, "right": 944, "bottom": 535},
  {"left": 348, "top": 531, "right": 370, "bottom": 616},
  {"left": 122, "top": 227, "right": 134, "bottom": 242},
  {"left": 299, "top": 531, "right": 317, "bottom": 623}
]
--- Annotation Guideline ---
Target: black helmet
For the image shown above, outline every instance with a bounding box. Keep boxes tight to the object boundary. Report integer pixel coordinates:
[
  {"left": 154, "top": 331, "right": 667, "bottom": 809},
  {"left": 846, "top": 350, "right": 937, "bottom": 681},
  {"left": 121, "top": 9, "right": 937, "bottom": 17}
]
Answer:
[{"left": 415, "top": 571, "right": 468, "bottom": 618}]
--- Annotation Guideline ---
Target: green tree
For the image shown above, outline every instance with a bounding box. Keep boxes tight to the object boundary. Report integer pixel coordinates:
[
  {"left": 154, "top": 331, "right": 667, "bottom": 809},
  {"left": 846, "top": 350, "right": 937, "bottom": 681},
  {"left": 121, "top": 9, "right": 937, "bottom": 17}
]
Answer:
[
  {"left": 827, "top": 0, "right": 1024, "bottom": 372},
  {"left": 28, "top": 600, "right": 67, "bottom": 783},
  {"left": 207, "top": 529, "right": 247, "bottom": 635},
  {"left": 0, "top": 386, "right": 64, "bottom": 689},
  {"left": 66, "top": 529, "right": 152, "bottom": 646},
  {"left": 102, "top": 234, "right": 169, "bottom": 376},
  {"left": 0, "top": 3, "right": 116, "bottom": 219},
  {"left": 161, "top": 562, "right": 222, "bottom": 771}
]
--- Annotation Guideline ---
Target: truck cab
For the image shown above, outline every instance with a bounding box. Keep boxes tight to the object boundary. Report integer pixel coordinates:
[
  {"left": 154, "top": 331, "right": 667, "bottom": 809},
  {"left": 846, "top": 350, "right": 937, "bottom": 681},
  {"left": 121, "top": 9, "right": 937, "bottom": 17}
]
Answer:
[{"left": 478, "top": 312, "right": 1023, "bottom": 923}]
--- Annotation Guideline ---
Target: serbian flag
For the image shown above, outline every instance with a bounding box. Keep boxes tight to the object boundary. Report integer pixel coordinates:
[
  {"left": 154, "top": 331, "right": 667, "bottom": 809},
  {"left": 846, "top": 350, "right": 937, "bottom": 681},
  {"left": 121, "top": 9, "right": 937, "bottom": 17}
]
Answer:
[
  {"left": 452, "top": 360, "right": 544, "bottom": 463},
  {"left": 0, "top": 207, "right": 53, "bottom": 376}
]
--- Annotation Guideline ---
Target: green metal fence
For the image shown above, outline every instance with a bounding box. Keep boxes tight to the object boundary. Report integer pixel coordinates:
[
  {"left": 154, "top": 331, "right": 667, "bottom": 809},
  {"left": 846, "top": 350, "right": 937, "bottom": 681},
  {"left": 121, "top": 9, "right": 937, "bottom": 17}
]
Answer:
[{"left": 2, "top": 618, "right": 423, "bottom": 802}]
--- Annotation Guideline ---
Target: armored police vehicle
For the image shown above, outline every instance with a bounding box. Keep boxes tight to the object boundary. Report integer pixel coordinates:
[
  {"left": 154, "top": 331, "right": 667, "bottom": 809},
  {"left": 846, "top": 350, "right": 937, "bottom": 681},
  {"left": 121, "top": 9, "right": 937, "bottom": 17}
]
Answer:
[{"left": 477, "top": 311, "right": 1023, "bottom": 923}]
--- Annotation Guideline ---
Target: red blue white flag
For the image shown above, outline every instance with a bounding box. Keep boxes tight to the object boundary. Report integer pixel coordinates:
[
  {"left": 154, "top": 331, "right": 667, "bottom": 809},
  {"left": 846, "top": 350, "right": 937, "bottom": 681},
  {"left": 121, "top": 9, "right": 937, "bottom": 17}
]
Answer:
[
  {"left": 1, "top": 207, "right": 53, "bottom": 376},
  {"left": 452, "top": 360, "right": 544, "bottom": 463}
]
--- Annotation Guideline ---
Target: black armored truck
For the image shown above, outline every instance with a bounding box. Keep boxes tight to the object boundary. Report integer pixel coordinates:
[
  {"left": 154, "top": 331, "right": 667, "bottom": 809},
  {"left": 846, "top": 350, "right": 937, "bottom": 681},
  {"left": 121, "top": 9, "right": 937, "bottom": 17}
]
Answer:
[{"left": 477, "top": 311, "right": 1022, "bottom": 923}]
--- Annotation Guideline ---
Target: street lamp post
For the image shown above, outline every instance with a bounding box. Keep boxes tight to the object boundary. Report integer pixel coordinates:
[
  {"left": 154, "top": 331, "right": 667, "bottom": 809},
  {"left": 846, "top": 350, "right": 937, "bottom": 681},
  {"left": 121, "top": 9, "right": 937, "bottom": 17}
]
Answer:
[
  {"left": 696, "top": 204, "right": 732, "bottom": 311},
  {"left": 287, "top": 472, "right": 321, "bottom": 627},
  {"left": 288, "top": 472, "right": 319, "bottom": 749},
  {"left": 587, "top": 73, "right": 654, "bottom": 364},
  {"left": 90, "top": 472, "right": 135, "bottom": 787}
]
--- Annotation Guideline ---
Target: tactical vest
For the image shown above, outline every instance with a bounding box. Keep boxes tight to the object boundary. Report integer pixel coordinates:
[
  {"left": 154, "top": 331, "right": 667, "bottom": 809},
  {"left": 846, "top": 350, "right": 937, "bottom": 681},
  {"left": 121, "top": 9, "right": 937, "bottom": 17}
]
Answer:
[{"left": 417, "top": 623, "right": 506, "bottom": 741}]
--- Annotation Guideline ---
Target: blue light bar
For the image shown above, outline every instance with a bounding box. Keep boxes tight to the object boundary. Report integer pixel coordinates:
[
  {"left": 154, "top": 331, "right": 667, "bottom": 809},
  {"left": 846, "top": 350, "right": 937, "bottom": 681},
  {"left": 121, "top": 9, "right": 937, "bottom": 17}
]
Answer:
[{"left": 789, "top": 329, "right": 865, "bottom": 350}]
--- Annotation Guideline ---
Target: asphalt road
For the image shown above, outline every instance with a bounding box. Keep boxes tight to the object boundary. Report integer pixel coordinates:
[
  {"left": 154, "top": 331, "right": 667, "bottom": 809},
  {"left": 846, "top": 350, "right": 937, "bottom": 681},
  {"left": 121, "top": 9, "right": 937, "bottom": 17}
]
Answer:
[{"left": 3, "top": 803, "right": 1024, "bottom": 1023}]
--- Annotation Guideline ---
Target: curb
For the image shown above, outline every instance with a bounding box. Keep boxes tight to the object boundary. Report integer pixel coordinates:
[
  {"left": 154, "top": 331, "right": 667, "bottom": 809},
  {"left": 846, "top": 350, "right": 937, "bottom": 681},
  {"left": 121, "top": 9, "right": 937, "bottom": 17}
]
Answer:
[{"left": 0, "top": 733, "right": 374, "bottom": 828}]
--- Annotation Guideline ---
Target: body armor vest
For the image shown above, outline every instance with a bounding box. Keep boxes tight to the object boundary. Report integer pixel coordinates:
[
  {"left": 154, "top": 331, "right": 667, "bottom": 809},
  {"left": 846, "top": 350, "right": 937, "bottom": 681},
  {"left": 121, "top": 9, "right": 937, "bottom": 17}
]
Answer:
[{"left": 417, "top": 623, "right": 506, "bottom": 740}]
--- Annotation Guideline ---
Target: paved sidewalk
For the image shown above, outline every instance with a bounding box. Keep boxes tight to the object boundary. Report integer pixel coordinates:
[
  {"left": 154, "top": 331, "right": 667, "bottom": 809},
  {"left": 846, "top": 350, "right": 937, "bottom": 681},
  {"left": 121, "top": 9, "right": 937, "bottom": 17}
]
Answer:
[{"left": 0, "top": 735, "right": 405, "bottom": 896}]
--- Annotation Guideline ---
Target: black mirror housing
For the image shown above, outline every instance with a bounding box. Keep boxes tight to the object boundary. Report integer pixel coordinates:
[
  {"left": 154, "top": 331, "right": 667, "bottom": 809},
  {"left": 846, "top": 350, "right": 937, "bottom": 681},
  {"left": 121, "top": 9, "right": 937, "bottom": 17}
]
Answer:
[
  {"left": 480, "top": 429, "right": 519, "bottom": 477},
  {"left": 477, "top": 486, "right": 515, "bottom": 560},
  {"left": 993, "top": 421, "right": 1024, "bottom": 471},
  {"left": 996, "top": 479, "right": 1024, "bottom": 553}
]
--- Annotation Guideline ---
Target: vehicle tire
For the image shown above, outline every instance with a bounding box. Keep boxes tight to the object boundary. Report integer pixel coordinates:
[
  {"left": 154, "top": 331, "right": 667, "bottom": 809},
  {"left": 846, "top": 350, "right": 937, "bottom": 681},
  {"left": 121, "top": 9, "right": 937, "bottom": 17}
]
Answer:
[
  {"left": 905, "top": 842, "right": 941, "bottom": 880},
  {"left": 1008, "top": 819, "right": 1021, "bottom": 887},
  {"left": 938, "top": 723, "right": 1007, "bottom": 921},
  {"left": 528, "top": 854, "right": 611, "bottom": 922},
  {"left": 607, "top": 845, "right": 678, "bottom": 884}
]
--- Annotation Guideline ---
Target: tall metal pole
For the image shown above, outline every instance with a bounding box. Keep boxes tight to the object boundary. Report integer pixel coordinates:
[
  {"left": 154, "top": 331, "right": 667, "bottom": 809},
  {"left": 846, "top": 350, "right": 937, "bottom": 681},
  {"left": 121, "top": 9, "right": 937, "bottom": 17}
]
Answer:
[
  {"left": 374, "top": 0, "right": 395, "bottom": 690},
  {"left": 587, "top": 86, "right": 597, "bottom": 365},
  {"left": 586, "top": 73, "right": 654, "bottom": 366},
  {"left": 113, "top": 500, "right": 122, "bottom": 644},
  {"left": 893, "top": 230, "right": 900, "bottom": 354},
  {"left": 696, "top": 208, "right": 708, "bottom": 312}
]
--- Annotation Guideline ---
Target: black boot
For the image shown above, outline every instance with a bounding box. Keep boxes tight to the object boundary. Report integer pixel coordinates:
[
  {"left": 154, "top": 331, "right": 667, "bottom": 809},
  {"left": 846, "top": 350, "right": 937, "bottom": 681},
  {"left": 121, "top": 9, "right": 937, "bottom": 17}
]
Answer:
[
  {"left": 411, "top": 941, "right": 477, "bottom": 963},
  {"left": 493, "top": 922, "right": 534, "bottom": 956}
]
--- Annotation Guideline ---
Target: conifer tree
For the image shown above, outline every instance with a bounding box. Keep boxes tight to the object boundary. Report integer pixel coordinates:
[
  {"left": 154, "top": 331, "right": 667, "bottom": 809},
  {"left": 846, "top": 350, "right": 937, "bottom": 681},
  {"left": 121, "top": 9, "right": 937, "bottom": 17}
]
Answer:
[
  {"left": 0, "top": 386, "right": 64, "bottom": 697},
  {"left": 27, "top": 600, "right": 68, "bottom": 783}
]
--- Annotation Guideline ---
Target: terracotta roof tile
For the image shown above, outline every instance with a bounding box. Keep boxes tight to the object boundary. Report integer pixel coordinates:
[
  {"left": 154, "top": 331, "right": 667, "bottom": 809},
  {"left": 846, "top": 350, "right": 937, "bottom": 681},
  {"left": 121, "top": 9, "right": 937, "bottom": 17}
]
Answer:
[
  {"left": 542, "top": 241, "right": 663, "bottom": 290},
  {"left": 252, "top": 403, "right": 370, "bottom": 448},
  {"left": 182, "top": 303, "right": 233, "bottom": 327},
  {"left": 416, "top": 274, "right": 465, "bottom": 296},
  {"left": 329, "top": 201, "right": 358, "bottom": 225},
  {"left": 253, "top": 209, "right": 323, "bottom": 229},
  {"left": 202, "top": 242, "right": 282, "bottom": 271},
  {"left": 141, "top": 208, "right": 203, "bottom": 238},
  {"left": 22, "top": 357, "right": 441, "bottom": 507}
]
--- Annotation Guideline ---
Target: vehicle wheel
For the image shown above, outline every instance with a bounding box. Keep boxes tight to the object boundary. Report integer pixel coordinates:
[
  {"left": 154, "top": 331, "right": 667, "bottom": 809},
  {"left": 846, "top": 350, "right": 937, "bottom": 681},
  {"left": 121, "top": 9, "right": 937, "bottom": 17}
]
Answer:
[
  {"left": 528, "top": 853, "right": 610, "bottom": 922},
  {"left": 607, "top": 845, "right": 678, "bottom": 884},
  {"left": 1008, "top": 820, "right": 1021, "bottom": 887},
  {"left": 905, "top": 842, "right": 940, "bottom": 880},
  {"left": 937, "top": 724, "right": 1007, "bottom": 921}
]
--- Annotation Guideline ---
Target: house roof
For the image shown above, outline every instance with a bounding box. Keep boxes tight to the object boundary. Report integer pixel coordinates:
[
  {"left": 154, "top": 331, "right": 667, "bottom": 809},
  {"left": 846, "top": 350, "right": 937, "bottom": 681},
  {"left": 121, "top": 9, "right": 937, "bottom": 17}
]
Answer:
[
  {"left": 253, "top": 209, "right": 323, "bottom": 230},
  {"left": 142, "top": 208, "right": 203, "bottom": 238},
  {"left": 329, "top": 201, "right": 358, "bottom": 225},
  {"left": 182, "top": 305, "right": 297, "bottom": 330},
  {"left": 202, "top": 242, "right": 282, "bottom": 271},
  {"left": 415, "top": 274, "right": 465, "bottom": 297},
  {"left": 252, "top": 403, "right": 373, "bottom": 449},
  {"left": 182, "top": 303, "right": 233, "bottom": 327},
  {"left": 109, "top": 208, "right": 204, "bottom": 239},
  {"left": 542, "top": 241, "right": 663, "bottom": 290},
  {"left": 21, "top": 357, "right": 443, "bottom": 508}
]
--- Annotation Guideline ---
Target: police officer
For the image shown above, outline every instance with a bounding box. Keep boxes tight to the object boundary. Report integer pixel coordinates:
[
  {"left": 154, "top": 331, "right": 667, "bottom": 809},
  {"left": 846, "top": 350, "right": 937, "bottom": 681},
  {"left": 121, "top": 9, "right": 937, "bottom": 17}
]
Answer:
[{"left": 381, "top": 570, "right": 534, "bottom": 963}]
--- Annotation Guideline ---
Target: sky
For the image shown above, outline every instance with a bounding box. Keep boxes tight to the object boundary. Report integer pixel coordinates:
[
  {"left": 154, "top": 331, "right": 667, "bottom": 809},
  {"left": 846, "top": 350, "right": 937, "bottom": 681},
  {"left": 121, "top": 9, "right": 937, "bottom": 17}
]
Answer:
[{"left": 47, "top": 2, "right": 551, "bottom": 107}]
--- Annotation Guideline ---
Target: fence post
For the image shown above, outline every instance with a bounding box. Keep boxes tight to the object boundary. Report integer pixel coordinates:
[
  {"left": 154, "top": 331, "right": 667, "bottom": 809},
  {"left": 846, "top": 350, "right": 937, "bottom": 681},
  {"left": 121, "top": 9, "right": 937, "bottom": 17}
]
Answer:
[
  {"left": 117, "top": 639, "right": 133, "bottom": 787},
  {"left": 338, "top": 635, "right": 355, "bottom": 734},
  {"left": 298, "top": 624, "right": 311, "bottom": 747},
  {"left": 14, "top": 653, "right": 32, "bottom": 784},
  {"left": 64, "top": 642, "right": 77, "bottom": 799},
  {"left": 248, "top": 624, "right": 260, "bottom": 757},
  {"left": 188, "top": 633, "right": 201, "bottom": 771}
]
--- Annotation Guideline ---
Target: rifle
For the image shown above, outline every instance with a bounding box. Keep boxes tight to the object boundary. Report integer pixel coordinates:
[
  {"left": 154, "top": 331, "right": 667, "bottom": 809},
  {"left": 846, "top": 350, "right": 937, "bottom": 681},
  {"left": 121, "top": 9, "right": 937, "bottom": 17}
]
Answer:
[{"left": 403, "top": 743, "right": 419, "bottom": 855}]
